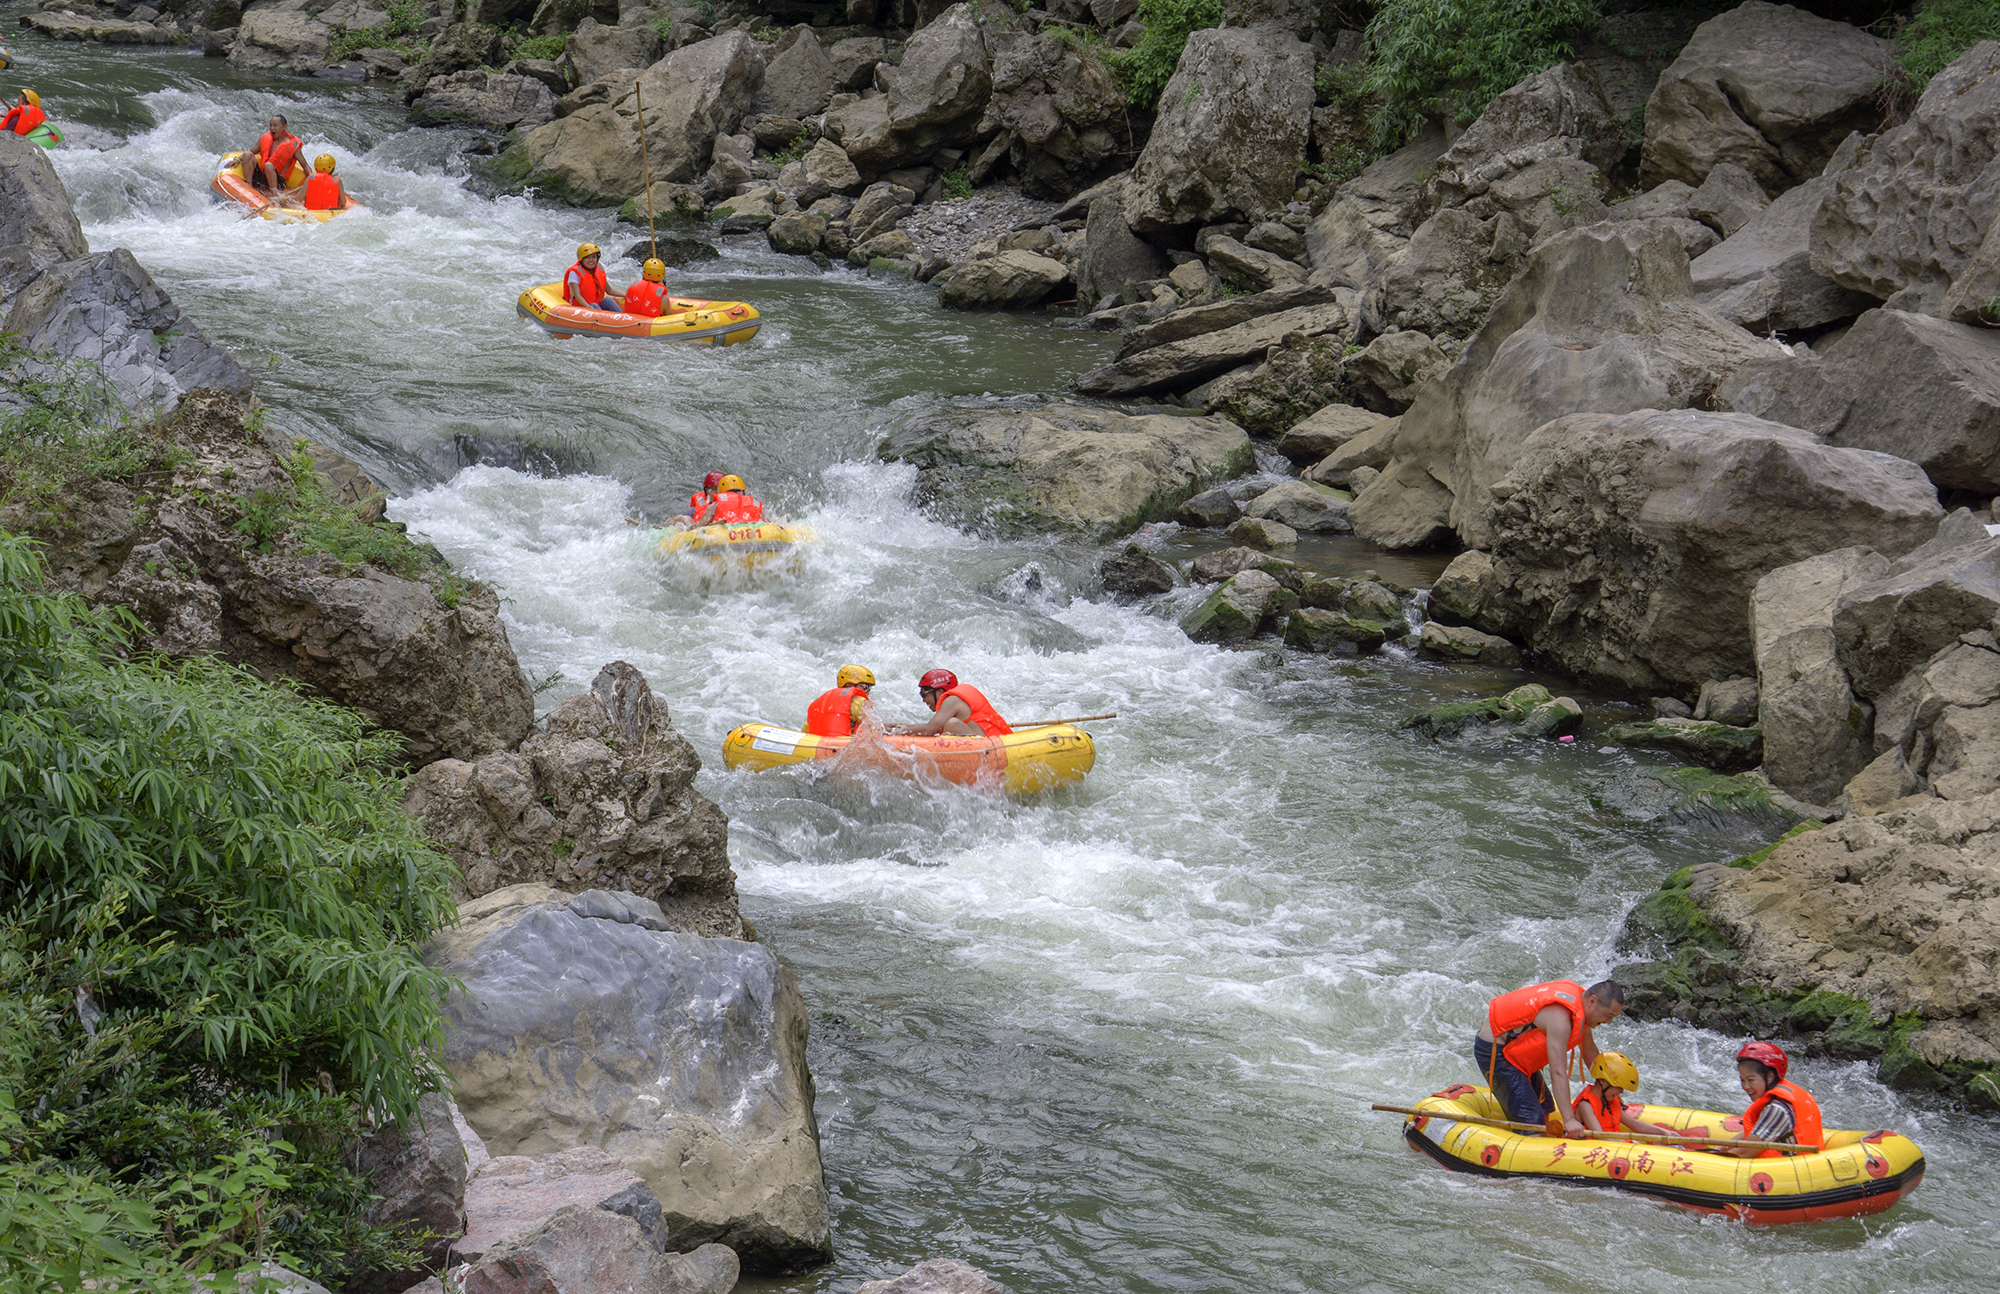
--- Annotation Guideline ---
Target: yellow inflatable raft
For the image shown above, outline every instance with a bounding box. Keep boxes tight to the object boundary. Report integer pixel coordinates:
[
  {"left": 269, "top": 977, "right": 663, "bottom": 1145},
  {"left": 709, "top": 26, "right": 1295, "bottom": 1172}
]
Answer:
[
  {"left": 723, "top": 722, "right": 1095, "bottom": 796},
  {"left": 655, "top": 521, "right": 812, "bottom": 574},
  {"left": 1399, "top": 1084, "right": 1924, "bottom": 1224},
  {"left": 212, "top": 152, "right": 365, "bottom": 222},
  {"left": 517, "top": 283, "right": 760, "bottom": 345}
]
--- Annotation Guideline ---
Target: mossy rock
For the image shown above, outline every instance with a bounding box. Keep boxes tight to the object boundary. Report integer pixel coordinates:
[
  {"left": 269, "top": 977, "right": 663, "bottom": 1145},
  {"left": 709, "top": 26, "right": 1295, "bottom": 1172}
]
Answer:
[
  {"left": 1399, "top": 696, "right": 1510, "bottom": 738},
  {"left": 1592, "top": 768, "right": 1803, "bottom": 829},
  {"left": 1284, "top": 608, "right": 1392, "bottom": 653},
  {"left": 1606, "top": 718, "right": 1764, "bottom": 772},
  {"left": 1625, "top": 868, "right": 1733, "bottom": 956},
  {"left": 1726, "top": 819, "right": 1823, "bottom": 868}
]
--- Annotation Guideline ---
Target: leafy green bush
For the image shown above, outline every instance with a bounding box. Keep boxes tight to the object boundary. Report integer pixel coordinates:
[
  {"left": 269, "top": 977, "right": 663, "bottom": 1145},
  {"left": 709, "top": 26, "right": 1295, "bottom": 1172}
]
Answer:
[
  {"left": 1107, "top": 0, "right": 1222, "bottom": 111},
  {"left": 0, "top": 336, "right": 183, "bottom": 506},
  {"left": 1360, "top": 0, "right": 1602, "bottom": 146},
  {"left": 0, "top": 530, "right": 460, "bottom": 1286},
  {"left": 514, "top": 32, "right": 567, "bottom": 61},
  {"left": 941, "top": 168, "right": 974, "bottom": 199},
  {"left": 1895, "top": 0, "right": 2000, "bottom": 95}
]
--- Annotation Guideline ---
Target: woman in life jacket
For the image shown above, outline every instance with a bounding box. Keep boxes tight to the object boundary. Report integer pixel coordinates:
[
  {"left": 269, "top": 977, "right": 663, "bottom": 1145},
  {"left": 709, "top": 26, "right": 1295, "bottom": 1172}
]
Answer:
[
  {"left": 669, "top": 472, "right": 723, "bottom": 528},
  {"left": 804, "top": 665, "right": 876, "bottom": 737},
  {"left": 887, "top": 669, "right": 1014, "bottom": 738},
  {"left": 2, "top": 88, "right": 45, "bottom": 137},
  {"left": 302, "top": 153, "right": 345, "bottom": 211},
  {"left": 1723, "top": 1041, "right": 1824, "bottom": 1158},
  {"left": 564, "top": 243, "right": 615, "bottom": 311},
  {"left": 251, "top": 114, "right": 304, "bottom": 192},
  {"left": 623, "top": 258, "right": 670, "bottom": 318}
]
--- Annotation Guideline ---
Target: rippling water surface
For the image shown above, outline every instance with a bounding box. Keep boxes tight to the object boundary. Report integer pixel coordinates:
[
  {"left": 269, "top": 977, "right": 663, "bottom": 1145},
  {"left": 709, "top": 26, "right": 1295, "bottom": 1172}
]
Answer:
[{"left": 29, "top": 24, "right": 2000, "bottom": 1291}]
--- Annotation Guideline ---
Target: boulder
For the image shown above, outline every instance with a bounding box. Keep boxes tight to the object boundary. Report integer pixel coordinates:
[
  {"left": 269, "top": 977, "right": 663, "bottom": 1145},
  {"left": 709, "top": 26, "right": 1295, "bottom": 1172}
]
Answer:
[
  {"left": 1241, "top": 480, "right": 1349, "bottom": 533},
  {"left": 1225, "top": 516, "right": 1298, "bottom": 549},
  {"left": 1362, "top": 207, "right": 1523, "bottom": 340},
  {"left": 1203, "top": 236, "right": 1305, "bottom": 293},
  {"left": 1304, "top": 125, "right": 1446, "bottom": 291},
  {"left": 856, "top": 1259, "right": 1006, "bottom": 1294},
  {"left": 1098, "top": 543, "right": 1175, "bottom": 600},
  {"left": 828, "top": 36, "right": 888, "bottom": 92},
  {"left": 1284, "top": 608, "right": 1392, "bottom": 653},
  {"left": 1751, "top": 547, "right": 1890, "bottom": 803},
  {"left": 1175, "top": 487, "right": 1241, "bottom": 529},
  {"left": 1347, "top": 459, "right": 1454, "bottom": 550},
  {"left": 227, "top": 8, "right": 330, "bottom": 71},
  {"left": 1305, "top": 417, "right": 1398, "bottom": 488},
  {"left": 878, "top": 404, "right": 1252, "bottom": 541},
  {"left": 1275, "top": 403, "right": 1383, "bottom": 464},
  {"left": 1075, "top": 300, "right": 1347, "bottom": 398},
  {"left": 1810, "top": 41, "right": 2000, "bottom": 321},
  {"left": 1188, "top": 546, "right": 1295, "bottom": 584},
  {"left": 1344, "top": 330, "right": 1446, "bottom": 415},
  {"left": 402, "top": 662, "right": 737, "bottom": 934},
  {"left": 800, "top": 139, "right": 861, "bottom": 193},
  {"left": 565, "top": 16, "right": 660, "bottom": 85},
  {"left": 1346, "top": 465, "right": 1381, "bottom": 495},
  {"left": 1113, "top": 282, "right": 1337, "bottom": 361},
  {"left": 933, "top": 250, "right": 1069, "bottom": 310},
  {"left": 768, "top": 211, "right": 828, "bottom": 255},
  {"left": 1120, "top": 25, "right": 1314, "bottom": 232},
  {"left": 888, "top": 3, "right": 993, "bottom": 135},
  {"left": 1426, "top": 62, "right": 1628, "bottom": 212},
  {"left": 22, "top": 12, "right": 181, "bottom": 43},
  {"left": 1417, "top": 620, "right": 1521, "bottom": 667},
  {"left": 1605, "top": 717, "right": 1764, "bottom": 771},
  {"left": 1640, "top": 0, "right": 1896, "bottom": 193},
  {"left": 985, "top": 31, "right": 1134, "bottom": 200},
  {"left": 1427, "top": 549, "right": 1519, "bottom": 636},
  {"left": 847, "top": 181, "right": 916, "bottom": 242},
  {"left": 754, "top": 24, "right": 836, "bottom": 118},
  {"left": 1690, "top": 175, "right": 1875, "bottom": 333},
  {"left": 1203, "top": 333, "right": 1348, "bottom": 438},
  {"left": 1827, "top": 311, "right": 2000, "bottom": 494},
  {"left": 409, "top": 71, "right": 556, "bottom": 131},
  {"left": 1483, "top": 408, "right": 1943, "bottom": 691},
  {"left": 1245, "top": 221, "right": 1307, "bottom": 265},
  {"left": 0, "top": 135, "right": 88, "bottom": 293},
  {"left": 457, "top": 1146, "right": 666, "bottom": 1263},
  {"left": 1518, "top": 695, "right": 1584, "bottom": 738},
  {"left": 1179, "top": 568, "right": 1281, "bottom": 643},
  {"left": 1694, "top": 676, "right": 1760, "bottom": 727},
  {"left": 1483, "top": 156, "right": 1610, "bottom": 240},
  {"left": 1071, "top": 198, "right": 1166, "bottom": 307},
  {"left": 1834, "top": 537, "right": 2000, "bottom": 702},
  {"left": 356, "top": 1093, "right": 468, "bottom": 1273},
  {"left": 451, "top": 1204, "right": 739, "bottom": 1294},
  {"left": 430, "top": 886, "right": 832, "bottom": 1273},
  {"left": 1685, "top": 161, "right": 1769, "bottom": 239}
]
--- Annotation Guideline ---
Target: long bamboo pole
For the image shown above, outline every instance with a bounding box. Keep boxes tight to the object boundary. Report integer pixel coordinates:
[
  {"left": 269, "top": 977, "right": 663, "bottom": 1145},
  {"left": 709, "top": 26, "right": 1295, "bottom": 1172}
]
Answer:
[
  {"left": 1370, "top": 1104, "right": 1802, "bottom": 1154},
  {"left": 634, "top": 80, "right": 657, "bottom": 263},
  {"left": 1009, "top": 713, "right": 1118, "bottom": 729}
]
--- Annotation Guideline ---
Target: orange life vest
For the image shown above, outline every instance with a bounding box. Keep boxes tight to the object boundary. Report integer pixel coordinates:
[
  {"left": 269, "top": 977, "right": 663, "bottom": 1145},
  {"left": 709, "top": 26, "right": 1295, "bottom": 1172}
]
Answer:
[
  {"left": 1488, "top": 980, "right": 1586, "bottom": 1074},
  {"left": 258, "top": 131, "right": 302, "bottom": 178},
  {"left": 303, "top": 172, "right": 342, "bottom": 210},
  {"left": 940, "top": 684, "right": 1011, "bottom": 736},
  {"left": 687, "top": 491, "right": 715, "bottom": 512},
  {"left": 565, "top": 260, "right": 611, "bottom": 308},
  {"left": 5, "top": 103, "right": 45, "bottom": 135},
  {"left": 1743, "top": 1080, "right": 1824, "bottom": 1156},
  {"left": 1573, "top": 1085, "right": 1624, "bottom": 1132},
  {"left": 804, "top": 686, "right": 869, "bottom": 737},
  {"left": 711, "top": 491, "right": 762, "bottom": 523},
  {"left": 624, "top": 280, "right": 666, "bottom": 318}
]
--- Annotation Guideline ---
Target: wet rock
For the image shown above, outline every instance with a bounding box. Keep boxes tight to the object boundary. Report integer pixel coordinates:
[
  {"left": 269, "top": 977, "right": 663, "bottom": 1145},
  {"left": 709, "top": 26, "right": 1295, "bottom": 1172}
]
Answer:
[
  {"left": 409, "top": 70, "right": 556, "bottom": 131},
  {"left": 456, "top": 1145, "right": 667, "bottom": 1264},
  {"left": 1690, "top": 175, "right": 1875, "bottom": 334},
  {"left": 1275, "top": 403, "right": 1383, "bottom": 465},
  {"left": 1640, "top": 0, "right": 1896, "bottom": 194},
  {"left": 1694, "top": 676, "right": 1759, "bottom": 727},
  {"left": 1120, "top": 25, "right": 1313, "bottom": 232},
  {"left": 565, "top": 16, "right": 660, "bottom": 85},
  {"left": 768, "top": 211, "right": 828, "bottom": 255},
  {"left": 1098, "top": 543, "right": 1175, "bottom": 600},
  {"left": 933, "top": 250, "right": 1069, "bottom": 310},
  {"left": 1072, "top": 198, "right": 1166, "bottom": 309},
  {"left": 1685, "top": 162, "right": 1769, "bottom": 239},
  {"left": 23, "top": 11, "right": 182, "bottom": 42},
  {"left": 1180, "top": 568, "right": 1281, "bottom": 643},
  {"left": 1175, "top": 487, "right": 1241, "bottom": 529},
  {"left": 879, "top": 404, "right": 1253, "bottom": 541},
  {"left": 855, "top": 1259, "right": 1006, "bottom": 1294},
  {"left": 1427, "top": 549, "right": 1518, "bottom": 636},
  {"left": 1417, "top": 620, "right": 1521, "bottom": 668},
  {"left": 1605, "top": 717, "right": 1764, "bottom": 772},
  {"left": 1751, "top": 546, "right": 1890, "bottom": 804},
  {"left": 429, "top": 886, "right": 832, "bottom": 1273},
  {"left": 1076, "top": 300, "right": 1347, "bottom": 399},
  {"left": 403, "top": 662, "right": 737, "bottom": 934},
  {"left": 1226, "top": 516, "right": 1298, "bottom": 550},
  {"left": 1241, "top": 480, "right": 1350, "bottom": 533},
  {"left": 1188, "top": 546, "right": 1294, "bottom": 585},
  {"left": 0, "top": 135, "right": 88, "bottom": 292},
  {"left": 451, "top": 1204, "right": 739, "bottom": 1294},
  {"left": 1653, "top": 696, "right": 1695, "bottom": 719},
  {"left": 1304, "top": 417, "right": 1398, "bottom": 488},
  {"left": 1284, "top": 608, "right": 1391, "bottom": 654},
  {"left": 1519, "top": 695, "right": 1583, "bottom": 738},
  {"left": 1344, "top": 330, "right": 1446, "bottom": 416}
]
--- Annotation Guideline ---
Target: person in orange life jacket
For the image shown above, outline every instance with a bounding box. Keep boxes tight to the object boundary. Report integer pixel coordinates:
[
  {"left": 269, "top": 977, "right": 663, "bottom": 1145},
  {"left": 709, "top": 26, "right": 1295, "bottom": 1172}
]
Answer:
[
  {"left": 804, "top": 665, "right": 877, "bottom": 737},
  {"left": 250, "top": 114, "right": 304, "bottom": 193},
  {"left": 669, "top": 472, "right": 723, "bottom": 528},
  {"left": 1722, "top": 1041, "right": 1823, "bottom": 1157},
  {"left": 886, "top": 669, "right": 1014, "bottom": 738},
  {"left": 623, "top": 258, "right": 670, "bottom": 318},
  {"left": 693, "top": 474, "right": 762, "bottom": 526},
  {"left": 1570, "top": 1050, "right": 1673, "bottom": 1137},
  {"left": 302, "top": 154, "right": 344, "bottom": 211},
  {"left": 1474, "top": 978, "right": 1625, "bottom": 1135},
  {"left": 2, "top": 88, "right": 44, "bottom": 136},
  {"left": 564, "top": 243, "right": 617, "bottom": 311}
]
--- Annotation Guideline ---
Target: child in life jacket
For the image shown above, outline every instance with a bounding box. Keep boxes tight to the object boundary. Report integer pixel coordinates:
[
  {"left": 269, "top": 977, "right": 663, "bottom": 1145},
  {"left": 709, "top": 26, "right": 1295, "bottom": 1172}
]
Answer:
[
  {"left": 1571, "top": 1051, "right": 1674, "bottom": 1137},
  {"left": 1722, "top": 1040, "right": 1823, "bottom": 1157}
]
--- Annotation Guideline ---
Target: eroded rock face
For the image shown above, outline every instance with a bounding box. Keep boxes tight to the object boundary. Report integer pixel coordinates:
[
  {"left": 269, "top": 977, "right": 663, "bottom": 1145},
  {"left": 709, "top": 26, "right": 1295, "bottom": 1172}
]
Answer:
[
  {"left": 1483, "top": 408, "right": 1943, "bottom": 692},
  {"left": 1428, "top": 62, "right": 1627, "bottom": 213},
  {"left": 408, "top": 70, "right": 556, "bottom": 132},
  {"left": 1751, "top": 547, "right": 1889, "bottom": 805},
  {"left": 429, "top": 886, "right": 833, "bottom": 1274},
  {"left": 0, "top": 134, "right": 88, "bottom": 292},
  {"left": 878, "top": 404, "right": 1252, "bottom": 540},
  {"left": 987, "top": 31, "right": 1133, "bottom": 199},
  {"left": 1690, "top": 174, "right": 1874, "bottom": 334},
  {"left": 1810, "top": 41, "right": 2000, "bottom": 321},
  {"left": 1120, "top": 25, "right": 1313, "bottom": 232},
  {"left": 1640, "top": 0, "right": 1896, "bottom": 194},
  {"left": 404, "top": 662, "right": 737, "bottom": 936},
  {"left": 228, "top": 8, "right": 332, "bottom": 72}
]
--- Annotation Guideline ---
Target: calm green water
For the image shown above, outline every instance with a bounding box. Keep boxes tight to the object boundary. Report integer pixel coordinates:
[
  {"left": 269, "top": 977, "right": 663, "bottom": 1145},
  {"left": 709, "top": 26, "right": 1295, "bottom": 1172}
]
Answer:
[{"left": 29, "top": 21, "right": 2000, "bottom": 1292}]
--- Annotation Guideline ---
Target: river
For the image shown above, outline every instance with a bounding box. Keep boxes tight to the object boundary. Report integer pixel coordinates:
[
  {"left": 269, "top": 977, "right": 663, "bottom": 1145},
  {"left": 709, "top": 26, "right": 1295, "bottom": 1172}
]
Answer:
[{"left": 28, "top": 24, "right": 2000, "bottom": 1292}]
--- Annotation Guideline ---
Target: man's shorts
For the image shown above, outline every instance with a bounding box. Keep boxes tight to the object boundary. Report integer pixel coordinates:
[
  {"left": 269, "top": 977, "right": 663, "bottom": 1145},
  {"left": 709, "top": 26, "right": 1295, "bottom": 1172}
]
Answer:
[{"left": 1473, "top": 1034, "right": 1555, "bottom": 1129}]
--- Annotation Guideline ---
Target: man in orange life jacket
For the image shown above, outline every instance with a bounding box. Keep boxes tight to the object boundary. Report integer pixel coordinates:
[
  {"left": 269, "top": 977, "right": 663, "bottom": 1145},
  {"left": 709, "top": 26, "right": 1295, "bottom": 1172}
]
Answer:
[
  {"left": 302, "top": 153, "right": 344, "bottom": 211},
  {"left": 669, "top": 472, "right": 722, "bottom": 527},
  {"left": 887, "top": 669, "right": 1014, "bottom": 738},
  {"left": 1723, "top": 1041, "right": 1823, "bottom": 1157},
  {"left": 1474, "top": 978, "right": 1624, "bottom": 1135},
  {"left": 564, "top": 243, "right": 617, "bottom": 311},
  {"left": 2, "top": 88, "right": 44, "bottom": 137},
  {"left": 623, "top": 258, "right": 670, "bottom": 318},
  {"left": 692, "top": 474, "right": 762, "bottom": 526},
  {"left": 804, "top": 665, "right": 877, "bottom": 737},
  {"left": 250, "top": 114, "right": 304, "bottom": 193}
]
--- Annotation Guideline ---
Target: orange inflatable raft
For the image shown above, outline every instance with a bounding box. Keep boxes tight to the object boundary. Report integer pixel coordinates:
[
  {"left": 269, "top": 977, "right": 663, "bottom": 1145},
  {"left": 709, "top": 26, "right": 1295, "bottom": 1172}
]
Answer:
[
  {"left": 722, "top": 722, "right": 1094, "bottom": 796},
  {"left": 515, "top": 283, "right": 760, "bottom": 345},
  {"left": 211, "top": 152, "right": 365, "bottom": 222}
]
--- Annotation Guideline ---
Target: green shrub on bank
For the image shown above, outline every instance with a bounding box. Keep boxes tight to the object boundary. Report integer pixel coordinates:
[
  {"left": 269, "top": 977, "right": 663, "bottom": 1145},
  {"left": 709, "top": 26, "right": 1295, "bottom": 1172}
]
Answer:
[
  {"left": 0, "top": 336, "right": 183, "bottom": 506},
  {"left": 513, "top": 32, "right": 567, "bottom": 60},
  {"left": 1895, "top": 0, "right": 2000, "bottom": 95},
  {"left": 1360, "top": 0, "right": 1602, "bottom": 146},
  {"left": 0, "top": 531, "right": 459, "bottom": 1286},
  {"left": 1107, "top": 0, "right": 1222, "bottom": 110}
]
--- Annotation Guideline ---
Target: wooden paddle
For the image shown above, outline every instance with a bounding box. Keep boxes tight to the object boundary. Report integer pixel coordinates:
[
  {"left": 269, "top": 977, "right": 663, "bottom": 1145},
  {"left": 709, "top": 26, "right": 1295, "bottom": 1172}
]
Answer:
[
  {"left": 1010, "top": 713, "right": 1117, "bottom": 728},
  {"left": 1370, "top": 1104, "right": 1803, "bottom": 1154}
]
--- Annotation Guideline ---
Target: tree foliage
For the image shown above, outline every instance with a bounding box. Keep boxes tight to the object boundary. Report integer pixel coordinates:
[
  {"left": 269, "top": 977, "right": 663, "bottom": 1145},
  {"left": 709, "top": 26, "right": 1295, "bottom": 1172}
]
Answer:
[
  {"left": 1360, "top": 0, "right": 1603, "bottom": 146},
  {"left": 1894, "top": 0, "right": 2000, "bottom": 95},
  {"left": 1108, "top": 0, "right": 1223, "bottom": 111}
]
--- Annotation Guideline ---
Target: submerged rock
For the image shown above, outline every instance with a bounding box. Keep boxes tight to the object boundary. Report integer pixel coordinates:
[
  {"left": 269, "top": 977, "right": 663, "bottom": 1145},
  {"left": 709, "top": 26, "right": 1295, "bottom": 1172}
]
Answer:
[
  {"left": 1180, "top": 568, "right": 1284, "bottom": 644},
  {"left": 1098, "top": 543, "right": 1175, "bottom": 601},
  {"left": 1283, "top": 608, "right": 1391, "bottom": 654},
  {"left": 1604, "top": 717, "right": 1764, "bottom": 772},
  {"left": 1417, "top": 620, "right": 1521, "bottom": 668}
]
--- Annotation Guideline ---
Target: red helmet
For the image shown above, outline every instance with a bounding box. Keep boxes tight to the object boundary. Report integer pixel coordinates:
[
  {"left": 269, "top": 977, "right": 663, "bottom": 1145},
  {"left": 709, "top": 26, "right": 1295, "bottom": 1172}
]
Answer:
[
  {"left": 701, "top": 471, "right": 722, "bottom": 492},
  {"left": 1737, "top": 1041, "right": 1789, "bottom": 1080},
  {"left": 919, "top": 669, "right": 957, "bottom": 691}
]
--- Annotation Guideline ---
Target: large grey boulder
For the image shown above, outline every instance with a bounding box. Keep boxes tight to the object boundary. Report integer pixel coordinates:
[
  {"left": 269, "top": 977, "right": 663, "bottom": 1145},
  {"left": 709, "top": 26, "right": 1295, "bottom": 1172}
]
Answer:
[
  {"left": 879, "top": 405, "right": 1252, "bottom": 540},
  {"left": 985, "top": 31, "right": 1133, "bottom": 199},
  {"left": 1305, "top": 416, "right": 1399, "bottom": 487},
  {"left": 752, "top": 24, "right": 835, "bottom": 118},
  {"left": 429, "top": 886, "right": 833, "bottom": 1274},
  {"left": 450, "top": 1203, "right": 739, "bottom": 1294},
  {"left": 1427, "top": 548, "right": 1520, "bottom": 636},
  {"left": 356, "top": 1093, "right": 468, "bottom": 1274},
  {"left": 565, "top": 16, "right": 661, "bottom": 84},
  {"left": 1484, "top": 408, "right": 1943, "bottom": 691},
  {"left": 1075, "top": 300, "right": 1346, "bottom": 398},
  {"left": 0, "top": 135, "right": 88, "bottom": 293},
  {"left": 1834, "top": 536, "right": 2000, "bottom": 702},
  {"left": 1348, "top": 458, "right": 1455, "bottom": 550},
  {"left": 1242, "top": 480, "right": 1350, "bottom": 533},
  {"left": 1202, "top": 333, "right": 1347, "bottom": 438},
  {"left": 1072, "top": 197, "right": 1166, "bottom": 307},
  {"left": 1180, "top": 568, "right": 1282, "bottom": 643},
  {"left": 1345, "top": 330, "right": 1446, "bottom": 415},
  {"left": 408, "top": 70, "right": 556, "bottom": 131},
  {"left": 1204, "top": 235, "right": 1305, "bottom": 293},
  {"left": 1112, "top": 282, "right": 1337, "bottom": 361},
  {"left": 933, "top": 250, "right": 1069, "bottom": 309},
  {"left": 1276, "top": 402, "right": 1383, "bottom": 463},
  {"left": 1426, "top": 62, "right": 1627, "bottom": 212},
  {"left": 1690, "top": 174, "right": 1875, "bottom": 333},
  {"left": 1386, "top": 221, "right": 1773, "bottom": 550},
  {"left": 228, "top": 9, "right": 331, "bottom": 72},
  {"left": 403, "top": 662, "right": 737, "bottom": 935},
  {"left": 1751, "top": 547, "right": 1891, "bottom": 804},
  {"left": 456, "top": 1145, "right": 661, "bottom": 1264},
  {"left": 1304, "top": 125, "right": 1447, "bottom": 292},
  {"left": 1810, "top": 41, "right": 2000, "bottom": 322},
  {"left": 1361, "top": 207, "right": 1524, "bottom": 340},
  {"left": 1120, "top": 25, "right": 1313, "bottom": 232},
  {"left": 1640, "top": 0, "right": 1896, "bottom": 194},
  {"left": 887, "top": 2, "right": 992, "bottom": 134},
  {"left": 1685, "top": 162, "right": 1770, "bottom": 239}
]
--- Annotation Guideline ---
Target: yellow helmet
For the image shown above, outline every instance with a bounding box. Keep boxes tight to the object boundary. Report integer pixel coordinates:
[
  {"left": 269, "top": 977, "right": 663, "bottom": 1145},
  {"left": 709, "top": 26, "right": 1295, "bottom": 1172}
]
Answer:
[
  {"left": 314, "top": 153, "right": 336, "bottom": 172},
  {"left": 577, "top": 242, "right": 600, "bottom": 260},
  {"left": 1590, "top": 1050, "right": 1639, "bottom": 1091},
  {"left": 20, "top": 88, "right": 39, "bottom": 107},
  {"left": 836, "top": 664, "right": 875, "bottom": 688},
  {"left": 717, "top": 474, "right": 745, "bottom": 492},
  {"left": 642, "top": 258, "right": 666, "bottom": 282}
]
